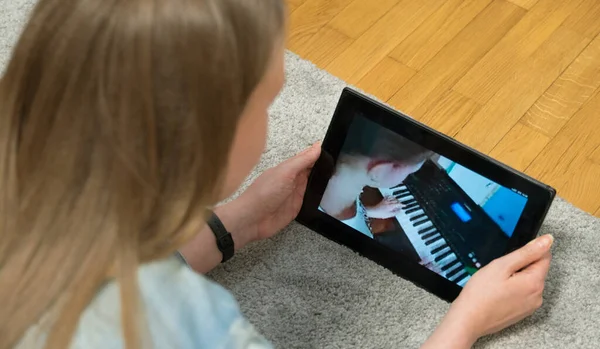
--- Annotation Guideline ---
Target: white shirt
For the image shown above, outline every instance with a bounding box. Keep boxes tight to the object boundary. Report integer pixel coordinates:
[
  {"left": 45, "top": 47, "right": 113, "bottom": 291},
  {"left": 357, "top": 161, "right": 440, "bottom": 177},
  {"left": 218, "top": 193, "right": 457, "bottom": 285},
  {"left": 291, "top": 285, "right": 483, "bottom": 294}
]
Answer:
[
  {"left": 18, "top": 256, "right": 273, "bottom": 349},
  {"left": 319, "top": 197, "right": 373, "bottom": 239}
]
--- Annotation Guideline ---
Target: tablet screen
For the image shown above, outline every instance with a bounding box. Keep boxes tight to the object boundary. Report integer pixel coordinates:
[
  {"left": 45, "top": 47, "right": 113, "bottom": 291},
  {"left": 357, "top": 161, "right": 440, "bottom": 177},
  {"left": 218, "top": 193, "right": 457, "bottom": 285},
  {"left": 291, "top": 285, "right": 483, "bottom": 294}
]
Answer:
[{"left": 318, "top": 114, "right": 529, "bottom": 287}]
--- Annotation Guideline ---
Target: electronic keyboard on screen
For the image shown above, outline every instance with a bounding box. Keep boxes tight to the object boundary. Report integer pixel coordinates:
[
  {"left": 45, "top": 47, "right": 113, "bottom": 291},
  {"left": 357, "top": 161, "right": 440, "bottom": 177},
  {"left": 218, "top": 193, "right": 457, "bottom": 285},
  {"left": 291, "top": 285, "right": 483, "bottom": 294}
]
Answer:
[{"left": 378, "top": 160, "right": 510, "bottom": 286}]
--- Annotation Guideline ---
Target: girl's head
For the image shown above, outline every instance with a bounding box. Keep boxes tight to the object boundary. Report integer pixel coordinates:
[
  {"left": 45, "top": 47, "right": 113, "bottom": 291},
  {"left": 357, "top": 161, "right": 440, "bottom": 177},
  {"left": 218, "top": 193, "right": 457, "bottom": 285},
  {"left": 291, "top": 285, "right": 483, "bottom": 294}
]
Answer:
[
  {"left": 340, "top": 116, "right": 433, "bottom": 188},
  {"left": 0, "top": 0, "right": 285, "bottom": 347}
]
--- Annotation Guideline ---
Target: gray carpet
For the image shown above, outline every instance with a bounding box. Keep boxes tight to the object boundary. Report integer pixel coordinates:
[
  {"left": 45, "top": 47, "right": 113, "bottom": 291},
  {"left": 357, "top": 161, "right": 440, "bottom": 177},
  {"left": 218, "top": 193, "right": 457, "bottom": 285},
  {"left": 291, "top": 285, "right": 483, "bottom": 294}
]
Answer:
[{"left": 2, "top": 2, "right": 599, "bottom": 348}]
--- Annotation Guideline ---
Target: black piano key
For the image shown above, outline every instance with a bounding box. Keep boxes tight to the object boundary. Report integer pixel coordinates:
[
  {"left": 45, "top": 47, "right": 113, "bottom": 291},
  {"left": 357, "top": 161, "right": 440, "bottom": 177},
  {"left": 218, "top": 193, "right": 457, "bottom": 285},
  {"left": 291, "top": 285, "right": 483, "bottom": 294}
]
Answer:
[
  {"left": 413, "top": 218, "right": 430, "bottom": 227},
  {"left": 409, "top": 213, "right": 427, "bottom": 222},
  {"left": 424, "top": 234, "right": 443, "bottom": 245},
  {"left": 430, "top": 244, "right": 448, "bottom": 254},
  {"left": 418, "top": 226, "right": 436, "bottom": 235},
  {"left": 421, "top": 231, "right": 438, "bottom": 240},
  {"left": 405, "top": 206, "right": 421, "bottom": 214},
  {"left": 446, "top": 265, "right": 464, "bottom": 278},
  {"left": 392, "top": 189, "right": 409, "bottom": 196},
  {"left": 453, "top": 271, "right": 470, "bottom": 284},
  {"left": 400, "top": 199, "right": 416, "bottom": 205},
  {"left": 441, "top": 259, "right": 460, "bottom": 272},
  {"left": 434, "top": 250, "right": 453, "bottom": 262},
  {"left": 391, "top": 183, "right": 405, "bottom": 189},
  {"left": 403, "top": 202, "right": 419, "bottom": 210}
]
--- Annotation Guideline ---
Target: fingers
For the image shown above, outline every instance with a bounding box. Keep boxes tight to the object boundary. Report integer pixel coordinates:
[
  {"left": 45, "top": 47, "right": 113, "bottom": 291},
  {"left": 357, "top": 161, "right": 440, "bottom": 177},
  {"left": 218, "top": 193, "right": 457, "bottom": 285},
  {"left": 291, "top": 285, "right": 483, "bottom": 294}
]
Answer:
[
  {"left": 283, "top": 142, "right": 322, "bottom": 174},
  {"left": 499, "top": 235, "right": 554, "bottom": 274},
  {"left": 515, "top": 252, "right": 551, "bottom": 283}
]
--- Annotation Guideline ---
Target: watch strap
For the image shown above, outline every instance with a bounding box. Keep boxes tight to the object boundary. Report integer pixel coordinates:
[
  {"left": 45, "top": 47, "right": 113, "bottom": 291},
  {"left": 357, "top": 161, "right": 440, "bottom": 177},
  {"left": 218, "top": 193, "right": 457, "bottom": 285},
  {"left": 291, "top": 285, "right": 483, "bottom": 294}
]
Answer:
[{"left": 206, "top": 211, "right": 235, "bottom": 263}]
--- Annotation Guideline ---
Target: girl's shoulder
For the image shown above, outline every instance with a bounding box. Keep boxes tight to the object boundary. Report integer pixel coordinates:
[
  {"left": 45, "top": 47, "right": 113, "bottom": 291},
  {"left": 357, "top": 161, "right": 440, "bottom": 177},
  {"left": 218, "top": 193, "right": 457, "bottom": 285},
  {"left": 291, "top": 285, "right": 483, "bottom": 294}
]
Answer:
[{"left": 74, "top": 256, "right": 272, "bottom": 349}]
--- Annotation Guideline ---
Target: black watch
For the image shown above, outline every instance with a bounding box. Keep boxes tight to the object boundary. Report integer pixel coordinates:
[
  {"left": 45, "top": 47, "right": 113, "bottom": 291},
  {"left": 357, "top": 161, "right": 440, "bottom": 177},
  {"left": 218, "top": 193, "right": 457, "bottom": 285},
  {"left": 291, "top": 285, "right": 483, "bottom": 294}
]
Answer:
[{"left": 206, "top": 211, "right": 235, "bottom": 263}]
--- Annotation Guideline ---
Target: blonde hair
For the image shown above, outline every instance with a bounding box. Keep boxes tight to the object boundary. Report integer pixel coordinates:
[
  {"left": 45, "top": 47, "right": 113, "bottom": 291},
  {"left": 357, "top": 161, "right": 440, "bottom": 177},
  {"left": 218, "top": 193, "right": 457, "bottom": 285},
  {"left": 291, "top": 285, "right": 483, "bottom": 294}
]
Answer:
[{"left": 0, "top": 0, "right": 285, "bottom": 347}]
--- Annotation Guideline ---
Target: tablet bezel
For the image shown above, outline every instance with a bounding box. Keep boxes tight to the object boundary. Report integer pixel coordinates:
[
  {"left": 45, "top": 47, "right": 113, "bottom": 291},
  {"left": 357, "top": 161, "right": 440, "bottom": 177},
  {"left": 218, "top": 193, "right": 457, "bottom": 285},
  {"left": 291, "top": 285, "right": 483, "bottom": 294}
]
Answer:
[{"left": 296, "top": 87, "right": 556, "bottom": 302}]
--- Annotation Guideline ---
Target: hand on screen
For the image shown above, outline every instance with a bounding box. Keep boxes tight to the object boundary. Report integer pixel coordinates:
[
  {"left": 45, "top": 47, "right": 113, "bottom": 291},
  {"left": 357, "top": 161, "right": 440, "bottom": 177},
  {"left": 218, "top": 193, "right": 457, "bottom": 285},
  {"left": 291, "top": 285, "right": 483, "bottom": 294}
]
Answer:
[
  {"left": 364, "top": 196, "right": 403, "bottom": 219},
  {"left": 446, "top": 234, "right": 553, "bottom": 340}
]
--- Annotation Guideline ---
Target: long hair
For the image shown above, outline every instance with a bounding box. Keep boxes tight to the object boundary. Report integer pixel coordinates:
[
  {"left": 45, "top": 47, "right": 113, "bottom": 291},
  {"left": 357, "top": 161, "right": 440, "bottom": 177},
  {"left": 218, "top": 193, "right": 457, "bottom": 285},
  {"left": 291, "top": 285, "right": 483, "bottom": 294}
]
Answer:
[{"left": 0, "top": 0, "right": 285, "bottom": 347}]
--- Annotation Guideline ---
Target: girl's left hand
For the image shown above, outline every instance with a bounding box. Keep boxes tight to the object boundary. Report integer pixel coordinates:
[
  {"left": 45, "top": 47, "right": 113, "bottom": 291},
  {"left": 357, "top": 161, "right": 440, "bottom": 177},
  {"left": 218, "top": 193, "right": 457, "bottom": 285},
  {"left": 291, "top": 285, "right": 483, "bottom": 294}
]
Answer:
[{"left": 234, "top": 143, "right": 321, "bottom": 243}]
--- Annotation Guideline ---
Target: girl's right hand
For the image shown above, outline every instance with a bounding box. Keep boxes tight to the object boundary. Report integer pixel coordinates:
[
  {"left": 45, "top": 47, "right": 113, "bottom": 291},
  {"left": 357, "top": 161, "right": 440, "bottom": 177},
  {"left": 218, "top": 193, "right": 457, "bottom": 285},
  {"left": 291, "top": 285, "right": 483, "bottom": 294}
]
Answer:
[
  {"left": 364, "top": 196, "right": 403, "bottom": 219},
  {"left": 422, "top": 234, "right": 553, "bottom": 349}
]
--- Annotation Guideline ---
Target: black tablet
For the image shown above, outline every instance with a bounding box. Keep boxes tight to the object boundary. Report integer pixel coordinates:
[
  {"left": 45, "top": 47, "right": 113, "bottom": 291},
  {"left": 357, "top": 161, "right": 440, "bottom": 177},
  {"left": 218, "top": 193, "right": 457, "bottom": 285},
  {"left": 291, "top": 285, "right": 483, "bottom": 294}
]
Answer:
[{"left": 296, "top": 88, "right": 556, "bottom": 302}]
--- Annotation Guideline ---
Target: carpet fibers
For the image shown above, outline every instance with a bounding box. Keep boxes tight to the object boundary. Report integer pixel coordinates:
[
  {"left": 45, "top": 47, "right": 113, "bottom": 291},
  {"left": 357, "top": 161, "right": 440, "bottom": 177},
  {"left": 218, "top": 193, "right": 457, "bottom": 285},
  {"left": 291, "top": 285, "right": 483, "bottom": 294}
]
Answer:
[{"left": 2, "top": 2, "right": 599, "bottom": 348}]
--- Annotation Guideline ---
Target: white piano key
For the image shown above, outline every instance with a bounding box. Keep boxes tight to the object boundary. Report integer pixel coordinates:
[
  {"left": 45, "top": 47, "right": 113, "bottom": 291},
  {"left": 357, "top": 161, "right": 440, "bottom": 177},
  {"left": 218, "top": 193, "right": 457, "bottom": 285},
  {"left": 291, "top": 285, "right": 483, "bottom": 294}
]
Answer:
[
  {"left": 457, "top": 274, "right": 471, "bottom": 287},
  {"left": 432, "top": 246, "right": 451, "bottom": 258},
  {"left": 436, "top": 252, "right": 457, "bottom": 267},
  {"left": 448, "top": 267, "right": 466, "bottom": 282},
  {"left": 427, "top": 239, "right": 448, "bottom": 253}
]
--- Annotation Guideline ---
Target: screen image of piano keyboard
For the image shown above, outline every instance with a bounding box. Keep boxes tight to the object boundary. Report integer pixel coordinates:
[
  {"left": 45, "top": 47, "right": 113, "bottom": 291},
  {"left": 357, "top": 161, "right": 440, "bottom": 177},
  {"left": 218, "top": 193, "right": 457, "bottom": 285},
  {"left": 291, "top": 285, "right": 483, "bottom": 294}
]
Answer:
[{"left": 377, "top": 160, "right": 510, "bottom": 287}]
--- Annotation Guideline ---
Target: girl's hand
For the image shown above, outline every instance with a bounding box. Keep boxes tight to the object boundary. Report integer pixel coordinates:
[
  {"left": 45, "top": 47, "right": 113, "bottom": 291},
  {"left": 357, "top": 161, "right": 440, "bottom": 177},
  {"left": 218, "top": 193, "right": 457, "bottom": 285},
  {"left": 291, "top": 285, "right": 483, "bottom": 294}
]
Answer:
[
  {"left": 234, "top": 143, "right": 321, "bottom": 243},
  {"left": 365, "top": 196, "right": 403, "bottom": 219},
  {"left": 421, "top": 234, "right": 553, "bottom": 349}
]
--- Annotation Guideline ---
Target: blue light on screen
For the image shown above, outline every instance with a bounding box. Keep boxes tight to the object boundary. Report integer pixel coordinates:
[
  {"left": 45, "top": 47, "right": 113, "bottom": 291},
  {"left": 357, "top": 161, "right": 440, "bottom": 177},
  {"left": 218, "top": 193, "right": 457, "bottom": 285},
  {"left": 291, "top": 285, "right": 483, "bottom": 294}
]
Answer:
[{"left": 451, "top": 202, "right": 472, "bottom": 223}]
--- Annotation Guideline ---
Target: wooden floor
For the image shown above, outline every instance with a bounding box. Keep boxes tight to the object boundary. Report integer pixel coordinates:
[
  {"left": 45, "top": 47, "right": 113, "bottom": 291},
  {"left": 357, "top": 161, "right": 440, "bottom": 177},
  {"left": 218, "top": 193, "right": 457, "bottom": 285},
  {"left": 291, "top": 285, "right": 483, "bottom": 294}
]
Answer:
[{"left": 286, "top": 0, "right": 600, "bottom": 217}]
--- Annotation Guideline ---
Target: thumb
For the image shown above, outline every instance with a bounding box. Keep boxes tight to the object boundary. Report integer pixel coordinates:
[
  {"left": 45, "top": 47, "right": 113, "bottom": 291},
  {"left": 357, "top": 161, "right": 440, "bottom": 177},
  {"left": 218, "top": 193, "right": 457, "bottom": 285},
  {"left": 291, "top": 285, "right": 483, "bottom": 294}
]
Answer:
[
  {"left": 500, "top": 234, "right": 554, "bottom": 273},
  {"left": 283, "top": 142, "right": 322, "bottom": 174}
]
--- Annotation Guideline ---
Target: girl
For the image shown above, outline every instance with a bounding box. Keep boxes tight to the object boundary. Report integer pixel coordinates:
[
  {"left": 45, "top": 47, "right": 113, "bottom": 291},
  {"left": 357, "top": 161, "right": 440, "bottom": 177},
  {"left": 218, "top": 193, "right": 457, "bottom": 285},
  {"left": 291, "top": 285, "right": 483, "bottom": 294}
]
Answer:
[{"left": 0, "top": 0, "right": 553, "bottom": 348}]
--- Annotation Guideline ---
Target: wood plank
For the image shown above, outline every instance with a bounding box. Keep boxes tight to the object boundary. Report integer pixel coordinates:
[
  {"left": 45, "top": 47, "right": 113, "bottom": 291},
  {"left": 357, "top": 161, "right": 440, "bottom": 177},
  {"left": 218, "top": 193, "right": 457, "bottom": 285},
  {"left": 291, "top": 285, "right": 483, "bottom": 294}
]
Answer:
[
  {"left": 453, "top": 0, "right": 586, "bottom": 104},
  {"left": 521, "top": 35, "right": 600, "bottom": 138},
  {"left": 355, "top": 57, "right": 416, "bottom": 102},
  {"left": 286, "top": 0, "right": 302, "bottom": 13},
  {"left": 325, "top": 0, "right": 445, "bottom": 85},
  {"left": 526, "top": 88, "right": 600, "bottom": 189},
  {"left": 296, "top": 26, "right": 354, "bottom": 69},
  {"left": 488, "top": 122, "right": 550, "bottom": 172},
  {"left": 418, "top": 90, "right": 481, "bottom": 137},
  {"left": 287, "top": 0, "right": 354, "bottom": 55},
  {"left": 561, "top": 0, "right": 600, "bottom": 39},
  {"left": 328, "top": 0, "right": 399, "bottom": 39},
  {"left": 589, "top": 144, "right": 600, "bottom": 165},
  {"left": 287, "top": 0, "right": 308, "bottom": 10},
  {"left": 557, "top": 160, "right": 600, "bottom": 214},
  {"left": 389, "top": 0, "right": 492, "bottom": 70},
  {"left": 506, "top": 0, "right": 539, "bottom": 9},
  {"left": 453, "top": 27, "right": 590, "bottom": 154},
  {"left": 387, "top": 0, "right": 526, "bottom": 118}
]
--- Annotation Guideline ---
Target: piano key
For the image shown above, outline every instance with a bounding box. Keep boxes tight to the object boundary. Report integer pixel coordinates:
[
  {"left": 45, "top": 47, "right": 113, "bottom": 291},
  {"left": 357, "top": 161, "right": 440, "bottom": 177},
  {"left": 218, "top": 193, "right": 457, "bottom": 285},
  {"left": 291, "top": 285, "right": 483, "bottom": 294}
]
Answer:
[
  {"left": 424, "top": 234, "right": 443, "bottom": 245},
  {"left": 404, "top": 209, "right": 424, "bottom": 219},
  {"left": 421, "top": 231, "right": 438, "bottom": 240},
  {"left": 405, "top": 206, "right": 421, "bottom": 214},
  {"left": 392, "top": 189, "right": 410, "bottom": 196},
  {"left": 409, "top": 213, "right": 427, "bottom": 222},
  {"left": 413, "top": 218, "right": 430, "bottom": 227},
  {"left": 453, "top": 271, "right": 470, "bottom": 284},
  {"left": 400, "top": 198, "right": 416, "bottom": 205},
  {"left": 446, "top": 265, "right": 464, "bottom": 278},
  {"left": 391, "top": 183, "right": 406, "bottom": 190},
  {"left": 395, "top": 193, "right": 412, "bottom": 199},
  {"left": 431, "top": 244, "right": 449, "bottom": 254},
  {"left": 457, "top": 274, "right": 471, "bottom": 287},
  {"left": 441, "top": 258, "right": 460, "bottom": 272},
  {"left": 418, "top": 226, "right": 436, "bottom": 235},
  {"left": 403, "top": 202, "right": 420, "bottom": 210},
  {"left": 434, "top": 250, "right": 453, "bottom": 262},
  {"left": 436, "top": 253, "right": 457, "bottom": 269},
  {"left": 426, "top": 237, "right": 447, "bottom": 252}
]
